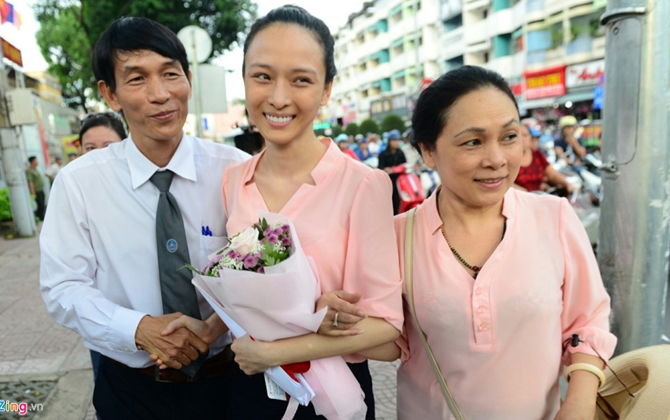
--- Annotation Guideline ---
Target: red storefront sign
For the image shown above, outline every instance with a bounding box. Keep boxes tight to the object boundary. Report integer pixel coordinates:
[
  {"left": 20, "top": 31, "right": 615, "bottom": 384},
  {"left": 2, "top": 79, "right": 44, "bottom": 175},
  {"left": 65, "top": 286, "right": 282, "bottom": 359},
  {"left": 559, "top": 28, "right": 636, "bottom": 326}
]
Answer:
[
  {"left": 524, "top": 66, "right": 565, "bottom": 100},
  {"left": 1, "top": 37, "right": 22, "bottom": 67}
]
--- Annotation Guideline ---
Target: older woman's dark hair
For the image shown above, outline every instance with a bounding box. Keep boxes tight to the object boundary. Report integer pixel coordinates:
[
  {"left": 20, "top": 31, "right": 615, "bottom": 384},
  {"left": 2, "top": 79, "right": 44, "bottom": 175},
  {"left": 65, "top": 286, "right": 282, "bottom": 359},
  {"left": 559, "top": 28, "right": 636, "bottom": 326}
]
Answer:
[
  {"left": 79, "top": 113, "right": 127, "bottom": 142},
  {"left": 93, "top": 17, "right": 189, "bottom": 93},
  {"left": 411, "top": 66, "right": 518, "bottom": 155},
  {"left": 242, "top": 5, "right": 337, "bottom": 84}
]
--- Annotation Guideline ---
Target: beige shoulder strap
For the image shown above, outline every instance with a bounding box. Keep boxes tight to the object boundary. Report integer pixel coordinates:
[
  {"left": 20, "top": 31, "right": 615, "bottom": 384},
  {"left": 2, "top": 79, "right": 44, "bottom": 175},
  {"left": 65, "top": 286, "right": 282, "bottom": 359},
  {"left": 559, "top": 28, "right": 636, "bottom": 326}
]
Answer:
[{"left": 404, "top": 208, "right": 465, "bottom": 420}]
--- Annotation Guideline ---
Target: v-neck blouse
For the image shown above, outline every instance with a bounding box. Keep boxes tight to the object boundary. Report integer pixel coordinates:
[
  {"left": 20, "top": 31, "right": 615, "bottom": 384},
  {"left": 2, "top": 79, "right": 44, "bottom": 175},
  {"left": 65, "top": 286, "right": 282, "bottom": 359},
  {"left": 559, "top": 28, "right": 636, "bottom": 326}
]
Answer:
[
  {"left": 222, "top": 140, "right": 404, "bottom": 362},
  {"left": 394, "top": 188, "right": 617, "bottom": 419}
]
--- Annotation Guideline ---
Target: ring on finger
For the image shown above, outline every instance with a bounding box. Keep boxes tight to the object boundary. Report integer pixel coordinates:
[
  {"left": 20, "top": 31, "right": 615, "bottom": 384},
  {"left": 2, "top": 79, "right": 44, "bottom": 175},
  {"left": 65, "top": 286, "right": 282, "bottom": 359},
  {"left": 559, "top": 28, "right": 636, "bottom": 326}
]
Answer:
[{"left": 332, "top": 311, "right": 339, "bottom": 328}]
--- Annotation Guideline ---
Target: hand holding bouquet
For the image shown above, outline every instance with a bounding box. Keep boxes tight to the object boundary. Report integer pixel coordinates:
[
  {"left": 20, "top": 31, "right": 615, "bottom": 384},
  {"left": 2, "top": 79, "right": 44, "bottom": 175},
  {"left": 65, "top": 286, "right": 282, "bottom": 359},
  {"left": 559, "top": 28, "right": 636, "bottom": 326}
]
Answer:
[{"left": 191, "top": 212, "right": 366, "bottom": 420}]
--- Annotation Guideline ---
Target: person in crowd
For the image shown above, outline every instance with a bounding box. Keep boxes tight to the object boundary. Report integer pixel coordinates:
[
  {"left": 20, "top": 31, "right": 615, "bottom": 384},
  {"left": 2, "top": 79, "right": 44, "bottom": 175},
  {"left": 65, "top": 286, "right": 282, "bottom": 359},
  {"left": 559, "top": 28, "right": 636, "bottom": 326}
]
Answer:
[
  {"left": 555, "top": 115, "right": 586, "bottom": 166},
  {"left": 78, "top": 112, "right": 127, "bottom": 154},
  {"left": 378, "top": 129, "right": 407, "bottom": 214},
  {"left": 401, "top": 128, "right": 422, "bottom": 171},
  {"left": 515, "top": 124, "right": 575, "bottom": 195},
  {"left": 39, "top": 17, "right": 248, "bottom": 419},
  {"left": 156, "top": 6, "right": 402, "bottom": 419},
  {"left": 26, "top": 156, "right": 46, "bottom": 221},
  {"left": 67, "top": 152, "right": 79, "bottom": 162},
  {"left": 367, "top": 132, "right": 381, "bottom": 156},
  {"left": 528, "top": 126, "right": 542, "bottom": 151},
  {"left": 356, "top": 137, "right": 373, "bottom": 161},
  {"left": 45, "top": 156, "right": 63, "bottom": 183},
  {"left": 336, "top": 133, "right": 360, "bottom": 160},
  {"left": 342, "top": 66, "right": 616, "bottom": 419}
]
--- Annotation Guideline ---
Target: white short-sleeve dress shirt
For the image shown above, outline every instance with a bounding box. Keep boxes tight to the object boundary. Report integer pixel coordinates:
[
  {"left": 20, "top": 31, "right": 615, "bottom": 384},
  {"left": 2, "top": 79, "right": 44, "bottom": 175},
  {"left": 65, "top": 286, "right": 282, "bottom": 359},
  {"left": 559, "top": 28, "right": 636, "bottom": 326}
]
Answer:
[{"left": 40, "top": 134, "right": 248, "bottom": 368}]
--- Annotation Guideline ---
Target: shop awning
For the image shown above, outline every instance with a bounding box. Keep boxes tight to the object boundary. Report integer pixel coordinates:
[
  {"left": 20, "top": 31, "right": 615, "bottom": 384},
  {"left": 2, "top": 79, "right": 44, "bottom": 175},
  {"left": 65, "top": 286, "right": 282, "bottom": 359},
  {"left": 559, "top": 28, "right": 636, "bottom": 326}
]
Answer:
[{"left": 558, "top": 90, "right": 594, "bottom": 103}]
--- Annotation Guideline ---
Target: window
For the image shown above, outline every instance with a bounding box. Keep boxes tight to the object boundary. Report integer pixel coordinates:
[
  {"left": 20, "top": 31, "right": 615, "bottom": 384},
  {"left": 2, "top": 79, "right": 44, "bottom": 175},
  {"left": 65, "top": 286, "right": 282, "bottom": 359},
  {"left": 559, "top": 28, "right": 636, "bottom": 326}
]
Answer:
[{"left": 443, "top": 14, "right": 462, "bottom": 31}]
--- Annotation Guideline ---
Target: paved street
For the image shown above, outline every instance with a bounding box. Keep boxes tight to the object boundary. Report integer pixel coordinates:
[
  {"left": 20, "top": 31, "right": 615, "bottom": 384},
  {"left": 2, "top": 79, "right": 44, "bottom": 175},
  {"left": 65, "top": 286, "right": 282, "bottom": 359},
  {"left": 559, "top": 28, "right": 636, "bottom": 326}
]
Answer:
[{"left": 0, "top": 231, "right": 399, "bottom": 419}]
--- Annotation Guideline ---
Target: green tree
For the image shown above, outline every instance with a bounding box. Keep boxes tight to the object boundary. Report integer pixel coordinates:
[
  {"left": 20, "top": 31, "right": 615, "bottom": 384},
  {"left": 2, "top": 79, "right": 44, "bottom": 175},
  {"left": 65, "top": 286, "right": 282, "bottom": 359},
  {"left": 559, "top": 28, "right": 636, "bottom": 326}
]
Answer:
[
  {"left": 380, "top": 114, "right": 406, "bottom": 133},
  {"left": 330, "top": 124, "right": 344, "bottom": 138},
  {"left": 359, "top": 118, "right": 379, "bottom": 135},
  {"left": 344, "top": 122, "right": 360, "bottom": 136},
  {"left": 33, "top": 0, "right": 257, "bottom": 111}
]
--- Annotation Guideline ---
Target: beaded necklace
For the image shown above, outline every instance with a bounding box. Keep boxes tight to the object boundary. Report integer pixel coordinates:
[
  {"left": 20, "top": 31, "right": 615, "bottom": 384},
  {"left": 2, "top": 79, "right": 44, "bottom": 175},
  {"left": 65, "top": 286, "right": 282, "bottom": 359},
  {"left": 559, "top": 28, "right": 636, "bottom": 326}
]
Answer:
[{"left": 440, "top": 222, "right": 506, "bottom": 279}]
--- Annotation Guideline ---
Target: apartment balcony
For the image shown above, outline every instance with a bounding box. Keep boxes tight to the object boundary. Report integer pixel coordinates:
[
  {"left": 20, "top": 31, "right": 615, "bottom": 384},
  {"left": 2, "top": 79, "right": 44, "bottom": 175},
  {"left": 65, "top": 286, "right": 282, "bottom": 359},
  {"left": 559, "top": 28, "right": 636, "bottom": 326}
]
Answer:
[
  {"left": 526, "top": 0, "right": 545, "bottom": 22},
  {"left": 441, "top": 27, "right": 465, "bottom": 60},
  {"left": 545, "top": 0, "right": 564, "bottom": 16},
  {"left": 593, "top": 36, "right": 606, "bottom": 57},
  {"left": 464, "top": 39, "right": 491, "bottom": 54},
  {"left": 566, "top": 38, "right": 592, "bottom": 55},
  {"left": 488, "top": 7, "right": 516, "bottom": 37},
  {"left": 390, "top": 52, "right": 410, "bottom": 74},
  {"left": 464, "top": 20, "right": 487, "bottom": 45},
  {"left": 485, "top": 55, "right": 514, "bottom": 79},
  {"left": 463, "top": 0, "right": 491, "bottom": 13}
]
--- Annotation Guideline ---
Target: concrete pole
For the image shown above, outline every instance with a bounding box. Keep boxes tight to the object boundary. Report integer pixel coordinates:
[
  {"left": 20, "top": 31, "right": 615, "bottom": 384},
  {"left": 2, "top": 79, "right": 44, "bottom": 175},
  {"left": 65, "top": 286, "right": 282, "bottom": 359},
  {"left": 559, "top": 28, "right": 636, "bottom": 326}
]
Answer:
[
  {"left": 0, "top": 46, "right": 36, "bottom": 237},
  {"left": 598, "top": 0, "right": 669, "bottom": 354},
  {"left": 189, "top": 31, "right": 204, "bottom": 139}
]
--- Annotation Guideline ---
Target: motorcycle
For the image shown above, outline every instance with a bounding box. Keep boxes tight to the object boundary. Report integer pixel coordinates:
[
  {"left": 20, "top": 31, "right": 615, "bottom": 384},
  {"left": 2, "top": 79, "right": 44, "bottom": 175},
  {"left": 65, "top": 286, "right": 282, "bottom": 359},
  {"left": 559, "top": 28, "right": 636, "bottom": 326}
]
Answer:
[{"left": 390, "top": 163, "right": 425, "bottom": 213}]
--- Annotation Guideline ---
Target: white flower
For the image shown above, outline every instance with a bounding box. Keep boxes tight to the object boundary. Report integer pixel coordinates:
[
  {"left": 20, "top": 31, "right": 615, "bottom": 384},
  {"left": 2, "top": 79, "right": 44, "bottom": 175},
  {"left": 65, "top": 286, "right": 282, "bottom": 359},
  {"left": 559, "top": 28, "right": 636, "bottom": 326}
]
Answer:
[{"left": 228, "top": 227, "right": 259, "bottom": 256}]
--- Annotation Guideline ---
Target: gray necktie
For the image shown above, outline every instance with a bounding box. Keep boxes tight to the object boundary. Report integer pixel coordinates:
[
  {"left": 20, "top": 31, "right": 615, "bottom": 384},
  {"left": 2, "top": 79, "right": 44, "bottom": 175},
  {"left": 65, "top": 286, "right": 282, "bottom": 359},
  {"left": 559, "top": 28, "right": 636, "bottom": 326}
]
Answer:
[{"left": 151, "top": 170, "right": 207, "bottom": 377}]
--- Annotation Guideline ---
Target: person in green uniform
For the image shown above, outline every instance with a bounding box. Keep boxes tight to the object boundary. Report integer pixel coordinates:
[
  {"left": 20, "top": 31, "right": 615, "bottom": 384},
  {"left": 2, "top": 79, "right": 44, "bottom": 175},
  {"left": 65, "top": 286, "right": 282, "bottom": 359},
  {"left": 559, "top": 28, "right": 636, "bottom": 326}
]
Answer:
[{"left": 26, "top": 156, "right": 46, "bottom": 221}]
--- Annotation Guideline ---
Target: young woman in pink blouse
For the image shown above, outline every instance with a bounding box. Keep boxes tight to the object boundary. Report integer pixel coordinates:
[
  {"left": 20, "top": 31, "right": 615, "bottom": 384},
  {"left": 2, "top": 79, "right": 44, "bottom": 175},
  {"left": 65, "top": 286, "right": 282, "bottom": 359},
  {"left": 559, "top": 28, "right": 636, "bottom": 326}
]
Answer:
[
  {"left": 157, "top": 6, "right": 402, "bottom": 419},
  {"left": 369, "top": 66, "right": 616, "bottom": 419}
]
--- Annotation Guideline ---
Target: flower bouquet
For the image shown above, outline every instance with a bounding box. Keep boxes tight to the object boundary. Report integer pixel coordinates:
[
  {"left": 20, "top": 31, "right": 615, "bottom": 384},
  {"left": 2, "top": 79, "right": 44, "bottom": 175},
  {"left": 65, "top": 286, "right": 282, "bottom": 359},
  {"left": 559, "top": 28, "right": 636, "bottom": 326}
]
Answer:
[{"left": 191, "top": 212, "right": 366, "bottom": 420}]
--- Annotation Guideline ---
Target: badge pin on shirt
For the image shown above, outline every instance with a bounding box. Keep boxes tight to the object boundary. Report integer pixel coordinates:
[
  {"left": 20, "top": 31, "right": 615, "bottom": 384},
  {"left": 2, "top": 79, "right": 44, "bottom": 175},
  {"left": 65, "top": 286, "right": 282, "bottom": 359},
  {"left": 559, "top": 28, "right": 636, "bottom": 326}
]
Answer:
[{"left": 166, "top": 239, "right": 178, "bottom": 253}]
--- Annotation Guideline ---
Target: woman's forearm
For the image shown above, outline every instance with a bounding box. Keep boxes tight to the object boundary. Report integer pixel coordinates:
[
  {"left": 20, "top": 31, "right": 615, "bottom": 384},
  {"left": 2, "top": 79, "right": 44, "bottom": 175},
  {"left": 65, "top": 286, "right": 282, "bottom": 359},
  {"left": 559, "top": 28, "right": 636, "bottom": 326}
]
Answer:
[
  {"left": 264, "top": 317, "right": 400, "bottom": 366},
  {"left": 563, "top": 353, "right": 603, "bottom": 405},
  {"left": 545, "top": 166, "right": 570, "bottom": 189},
  {"left": 360, "top": 341, "right": 401, "bottom": 361}
]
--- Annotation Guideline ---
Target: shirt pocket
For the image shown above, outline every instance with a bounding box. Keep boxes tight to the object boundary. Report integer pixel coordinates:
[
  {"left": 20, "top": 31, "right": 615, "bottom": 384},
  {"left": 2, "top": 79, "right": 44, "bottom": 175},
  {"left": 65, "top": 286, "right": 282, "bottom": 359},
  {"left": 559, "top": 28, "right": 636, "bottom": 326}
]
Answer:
[{"left": 200, "top": 235, "right": 228, "bottom": 259}]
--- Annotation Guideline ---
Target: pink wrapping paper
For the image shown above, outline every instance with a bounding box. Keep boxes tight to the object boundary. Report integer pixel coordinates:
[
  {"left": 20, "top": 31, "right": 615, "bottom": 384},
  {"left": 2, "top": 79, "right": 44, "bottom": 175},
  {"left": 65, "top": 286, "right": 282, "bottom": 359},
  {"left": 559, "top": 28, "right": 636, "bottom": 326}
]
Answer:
[{"left": 193, "top": 212, "right": 367, "bottom": 420}]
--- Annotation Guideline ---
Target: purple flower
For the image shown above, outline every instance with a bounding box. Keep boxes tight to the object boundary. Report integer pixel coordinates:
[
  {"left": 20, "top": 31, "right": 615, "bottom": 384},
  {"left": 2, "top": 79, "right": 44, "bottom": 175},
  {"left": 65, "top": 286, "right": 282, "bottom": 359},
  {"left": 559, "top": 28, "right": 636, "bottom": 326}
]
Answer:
[
  {"left": 267, "top": 233, "right": 279, "bottom": 244},
  {"left": 273, "top": 228, "right": 284, "bottom": 236},
  {"left": 257, "top": 266, "right": 265, "bottom": 274},
  {"left": 281, "top": 224, "right": 290, "bottom": 234},
  {"left": 203, "top": 253, "right": 225, "bottom": 274},
  {"left": 281, "top": 237, "right": 292, "bottom": 247},
  {"left": 226, "top": 250, "right": 236, "bottom": 258},
  {"left": 243, "top": 254, "right": 258, "bottom": 269},
  {"left": 263, "top": 228, "right": 273, "bottom": 237}
]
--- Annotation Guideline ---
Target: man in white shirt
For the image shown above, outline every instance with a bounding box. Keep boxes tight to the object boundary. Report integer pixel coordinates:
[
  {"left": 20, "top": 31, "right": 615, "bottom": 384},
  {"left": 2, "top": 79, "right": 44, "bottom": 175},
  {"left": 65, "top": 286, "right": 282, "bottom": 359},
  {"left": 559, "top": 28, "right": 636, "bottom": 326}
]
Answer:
[
  {"left": 45, "top": 156, "right": 63, "bottom": 183},
  {"left": 39, "top": 17, "right": 247, "bottom": 419}
]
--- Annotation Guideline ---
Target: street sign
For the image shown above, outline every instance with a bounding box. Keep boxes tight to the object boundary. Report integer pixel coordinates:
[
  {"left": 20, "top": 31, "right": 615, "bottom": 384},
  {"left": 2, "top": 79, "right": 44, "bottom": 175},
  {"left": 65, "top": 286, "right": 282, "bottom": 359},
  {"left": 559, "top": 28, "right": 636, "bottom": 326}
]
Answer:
[
  {"left": 1, "top": 38, "right": 22, "bottom": 67},
  {"left": 177, "top": 26, "right": 212, "bottom": 64}
]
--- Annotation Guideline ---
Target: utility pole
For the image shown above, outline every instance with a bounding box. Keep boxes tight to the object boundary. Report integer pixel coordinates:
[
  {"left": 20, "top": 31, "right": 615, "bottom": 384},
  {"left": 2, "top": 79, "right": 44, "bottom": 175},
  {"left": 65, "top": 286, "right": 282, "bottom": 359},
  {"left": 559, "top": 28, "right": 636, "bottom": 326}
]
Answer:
[
  {"left": 598, "top": 0, "right": 669, "bottom": 354},
  {"left": 0, "top": 47, "right": 36, "bottom": 237}
]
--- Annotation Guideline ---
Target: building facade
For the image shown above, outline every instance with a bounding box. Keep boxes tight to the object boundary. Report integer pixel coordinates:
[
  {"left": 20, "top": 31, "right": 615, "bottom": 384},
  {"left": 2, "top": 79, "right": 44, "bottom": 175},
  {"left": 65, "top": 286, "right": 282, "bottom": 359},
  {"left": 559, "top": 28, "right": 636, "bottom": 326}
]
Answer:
[{"left": 328, "top": 0, "right": 607, "bottom": 126}]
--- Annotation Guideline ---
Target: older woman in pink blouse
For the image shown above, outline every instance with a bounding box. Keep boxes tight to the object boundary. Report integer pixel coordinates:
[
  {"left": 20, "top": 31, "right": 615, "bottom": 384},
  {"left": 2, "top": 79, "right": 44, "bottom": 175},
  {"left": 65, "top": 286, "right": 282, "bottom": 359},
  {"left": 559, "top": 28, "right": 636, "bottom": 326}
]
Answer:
[{"left": 366, "top": 66, "right": 617, "bottom": 419}]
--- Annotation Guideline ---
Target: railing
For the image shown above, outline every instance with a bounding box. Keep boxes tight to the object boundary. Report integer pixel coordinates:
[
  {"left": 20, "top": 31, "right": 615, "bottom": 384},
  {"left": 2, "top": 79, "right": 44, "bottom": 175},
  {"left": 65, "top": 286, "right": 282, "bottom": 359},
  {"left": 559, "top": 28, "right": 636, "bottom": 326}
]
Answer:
[{"left": 566, "top": 38, "right": 592, "bottom": 55}]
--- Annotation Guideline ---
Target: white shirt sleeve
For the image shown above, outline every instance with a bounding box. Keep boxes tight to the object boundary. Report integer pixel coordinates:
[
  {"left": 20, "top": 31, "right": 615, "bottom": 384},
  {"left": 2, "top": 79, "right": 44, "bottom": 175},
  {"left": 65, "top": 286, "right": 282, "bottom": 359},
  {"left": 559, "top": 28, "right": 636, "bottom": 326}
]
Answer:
[{"left": 39, "top": 172, "right": 147, "bottom": 355}]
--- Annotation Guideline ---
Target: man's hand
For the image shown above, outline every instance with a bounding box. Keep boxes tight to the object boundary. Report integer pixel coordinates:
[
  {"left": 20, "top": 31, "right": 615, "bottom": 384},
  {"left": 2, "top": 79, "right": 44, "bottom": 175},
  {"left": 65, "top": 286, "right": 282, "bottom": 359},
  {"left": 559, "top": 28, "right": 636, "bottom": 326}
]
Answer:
[
  {"left": 135, "top": 313, "right": 209, "bottom": 369},
  {"left": 316, "top": 290, "right": 366, "bottom": 337}
]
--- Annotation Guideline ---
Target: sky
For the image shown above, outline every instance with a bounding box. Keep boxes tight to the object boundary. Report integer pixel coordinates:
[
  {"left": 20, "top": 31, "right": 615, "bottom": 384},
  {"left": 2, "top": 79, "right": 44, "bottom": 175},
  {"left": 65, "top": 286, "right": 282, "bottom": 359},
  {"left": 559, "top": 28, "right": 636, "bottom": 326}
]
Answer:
[{"left": 12, "top": 0, "right": 367, "bottom": 101}]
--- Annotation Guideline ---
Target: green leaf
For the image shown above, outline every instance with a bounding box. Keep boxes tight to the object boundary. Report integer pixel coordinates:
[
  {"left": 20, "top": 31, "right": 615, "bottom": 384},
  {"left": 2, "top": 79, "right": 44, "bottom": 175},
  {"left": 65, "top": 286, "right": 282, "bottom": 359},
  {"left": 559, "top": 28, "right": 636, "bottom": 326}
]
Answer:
[{"left": 180, "top": 263, "right": 203, "bottom": 276}]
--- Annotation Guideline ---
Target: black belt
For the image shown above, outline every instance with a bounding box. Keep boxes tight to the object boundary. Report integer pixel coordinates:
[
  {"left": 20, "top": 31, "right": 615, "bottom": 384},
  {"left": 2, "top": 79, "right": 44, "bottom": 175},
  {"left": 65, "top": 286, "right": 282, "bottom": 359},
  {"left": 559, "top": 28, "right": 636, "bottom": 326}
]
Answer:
[{"left": 110, "top": 344, "right": 233, "bottom": 383}]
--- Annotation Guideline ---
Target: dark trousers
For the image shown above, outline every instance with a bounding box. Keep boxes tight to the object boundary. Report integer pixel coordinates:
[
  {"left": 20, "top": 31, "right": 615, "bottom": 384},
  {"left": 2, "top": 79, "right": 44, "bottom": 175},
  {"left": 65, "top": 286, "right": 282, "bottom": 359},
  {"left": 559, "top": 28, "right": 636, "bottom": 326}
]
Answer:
[
  {"left": 228, "top": 360, "right": 375, "bottom": 420},
  {"left": 93, "top": 356, "right": 233, "bottom": 420},
  {"left": 34, "top": 191, "right": 45, "bottom": 221},
  {"left": 390, "top": 174, "right": 401, "bottom": 215}
]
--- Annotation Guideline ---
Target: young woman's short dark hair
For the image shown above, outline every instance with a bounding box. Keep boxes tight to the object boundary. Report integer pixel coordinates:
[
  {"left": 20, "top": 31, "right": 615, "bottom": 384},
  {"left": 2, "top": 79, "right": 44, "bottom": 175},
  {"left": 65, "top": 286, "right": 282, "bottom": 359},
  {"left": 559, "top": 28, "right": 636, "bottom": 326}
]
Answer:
[
  {"left": 79, "top": 112, "right": 127, "bottom": 142},
  {"left": 28, "top": 156, "right": 37, "bottom": 164},
  {"left": 242, "top": 5, "right": 337, "bottom": 84},
  {"left": 92, "top": 17, "right": 189, "bottom": 93},
  {"left": 411, "top": 66, "right": 518, "bottom": 155}
]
